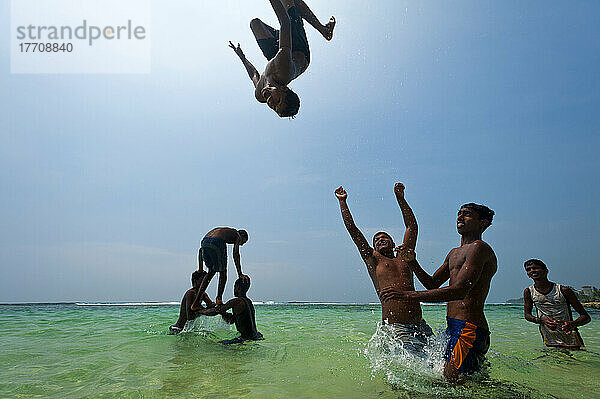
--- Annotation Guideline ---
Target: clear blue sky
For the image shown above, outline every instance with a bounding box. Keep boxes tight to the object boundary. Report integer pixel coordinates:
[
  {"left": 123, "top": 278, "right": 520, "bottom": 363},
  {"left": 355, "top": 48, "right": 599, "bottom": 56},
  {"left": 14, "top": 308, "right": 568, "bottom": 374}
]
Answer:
[{"left": 1, "top": 1, "right": 599, "bottom": 303}]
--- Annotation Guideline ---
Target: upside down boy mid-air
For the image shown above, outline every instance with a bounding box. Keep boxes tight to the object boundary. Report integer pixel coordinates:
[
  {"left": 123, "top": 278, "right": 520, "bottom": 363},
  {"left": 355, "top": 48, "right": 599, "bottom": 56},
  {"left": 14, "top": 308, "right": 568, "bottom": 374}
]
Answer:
[{"left": 229, "top": 0, "right": 335, "bottom": 118}]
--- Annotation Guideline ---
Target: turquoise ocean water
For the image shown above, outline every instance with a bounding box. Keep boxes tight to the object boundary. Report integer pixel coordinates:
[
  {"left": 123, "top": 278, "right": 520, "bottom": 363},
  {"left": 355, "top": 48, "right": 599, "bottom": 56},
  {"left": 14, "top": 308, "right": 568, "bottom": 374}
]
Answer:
[{"left": 1, "top": 303, "right": 599, "bottom": 398}]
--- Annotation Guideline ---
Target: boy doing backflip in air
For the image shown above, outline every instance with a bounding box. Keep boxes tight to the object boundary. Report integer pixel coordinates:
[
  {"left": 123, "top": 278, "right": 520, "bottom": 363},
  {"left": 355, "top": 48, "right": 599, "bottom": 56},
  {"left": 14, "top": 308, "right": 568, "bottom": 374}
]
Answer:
[{"left": 229, "top": 0, "right": 335, "bottom": 117}]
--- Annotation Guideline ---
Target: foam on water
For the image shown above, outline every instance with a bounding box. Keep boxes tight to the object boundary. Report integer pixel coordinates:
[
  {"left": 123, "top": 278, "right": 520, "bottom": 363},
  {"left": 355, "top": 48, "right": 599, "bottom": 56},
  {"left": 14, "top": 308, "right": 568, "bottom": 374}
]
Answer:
[
  {"left": 363, "top": 322, "right": 560, "bottom": 398},
  {"left": 364, "top": 322, "right": 448, "bottom": 393},
  {"left": 182, "top": 315, "right": 233, "bottom": 336}
]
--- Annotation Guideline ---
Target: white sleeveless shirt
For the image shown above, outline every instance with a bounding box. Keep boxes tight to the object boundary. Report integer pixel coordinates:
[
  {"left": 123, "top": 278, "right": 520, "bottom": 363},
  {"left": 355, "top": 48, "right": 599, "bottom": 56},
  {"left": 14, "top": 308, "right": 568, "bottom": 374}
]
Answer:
[{"left": 529, "top": 283, "right": 584, "bottom": 348}]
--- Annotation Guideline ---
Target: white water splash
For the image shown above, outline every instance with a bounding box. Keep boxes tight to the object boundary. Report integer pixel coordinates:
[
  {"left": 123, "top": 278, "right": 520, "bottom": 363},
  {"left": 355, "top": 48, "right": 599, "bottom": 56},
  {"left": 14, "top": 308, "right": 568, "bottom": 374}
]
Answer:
[
  {"left": 182, "top": 315, "right": 233, "bottom": 335},
  {"left": 364, "top": 322, "right": 448, "bottom": 393}
]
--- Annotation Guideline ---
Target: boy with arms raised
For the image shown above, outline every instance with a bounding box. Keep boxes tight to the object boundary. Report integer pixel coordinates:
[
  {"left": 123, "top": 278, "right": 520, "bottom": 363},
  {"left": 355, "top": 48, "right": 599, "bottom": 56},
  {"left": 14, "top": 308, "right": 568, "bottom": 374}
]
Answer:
[{"left": 334, "top": 183, "right": 433, "bottom": 353}]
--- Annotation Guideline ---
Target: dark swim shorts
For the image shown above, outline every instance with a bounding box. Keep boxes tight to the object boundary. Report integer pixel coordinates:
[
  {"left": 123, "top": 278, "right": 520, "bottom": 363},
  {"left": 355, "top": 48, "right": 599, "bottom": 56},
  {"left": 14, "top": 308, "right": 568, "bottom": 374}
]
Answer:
[
  {"left": 444, "top": 317, "right": 490, "bottom": 375},
  {"left": 255, "top": 6, "right": 310, "bottom": 63},
  {"left": 201, "top": 237, "right": 227, "bottom": 272}
]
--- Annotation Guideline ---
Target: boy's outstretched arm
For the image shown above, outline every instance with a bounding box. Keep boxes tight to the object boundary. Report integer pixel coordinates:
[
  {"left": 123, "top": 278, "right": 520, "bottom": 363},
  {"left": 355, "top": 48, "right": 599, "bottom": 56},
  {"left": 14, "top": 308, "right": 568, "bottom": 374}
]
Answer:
[
  {"left": 394, "top": 182, "right": 417, "bottom": 250},
  {"left": 233, "top": 242, "right": 247, "bottom": 279},
  {"left": 334, "top": 186, "right": 377, "bottom": 283},
  {"left": 383, "top": 243, "right": 488, "bottom": 302},
  {"left": 228, "top": 41, "right": 260, "bottom": 87},
  {"left": 393, "top": 182, "right": 449, "bottom": 289}
]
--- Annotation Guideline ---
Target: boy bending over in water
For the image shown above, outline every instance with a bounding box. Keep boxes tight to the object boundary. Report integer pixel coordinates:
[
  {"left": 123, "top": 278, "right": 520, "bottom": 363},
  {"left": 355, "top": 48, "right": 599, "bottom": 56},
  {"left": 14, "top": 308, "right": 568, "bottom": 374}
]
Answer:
[{"left": 191, "top": 227, "right": 249, "bottom": 311}]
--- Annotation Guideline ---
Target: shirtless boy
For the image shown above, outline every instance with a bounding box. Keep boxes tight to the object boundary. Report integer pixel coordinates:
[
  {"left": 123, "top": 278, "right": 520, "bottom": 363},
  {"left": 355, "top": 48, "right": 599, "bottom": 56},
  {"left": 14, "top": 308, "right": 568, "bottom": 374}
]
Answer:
[
  {"left": 191, "top": 227, "right": 249, "bottom": 311},
  {"left": 197, "top": 276, "right": 264, "bottom": 344},
  {"left": 334, "top": 183, "right": 433, "bottom": 352},
  {"left": 229, "top": 0, "right": 335, "bottom": 117},
  {"left": 388, "top": 203, "right": 497, "bottom": 382},
  {"left": 168, "top": 270, "right": 215, "bottom": 334},
  {"left": 523, "top": 258, "right": 590, "bottom": 349}
]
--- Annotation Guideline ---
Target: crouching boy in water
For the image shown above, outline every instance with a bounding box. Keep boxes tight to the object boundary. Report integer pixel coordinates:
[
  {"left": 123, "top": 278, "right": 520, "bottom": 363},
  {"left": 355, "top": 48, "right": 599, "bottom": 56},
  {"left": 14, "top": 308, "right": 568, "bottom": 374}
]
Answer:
[
  {"left": 334, "top": 183, "right": 433, "bottom": 353},
  {"left": 197, "top": 277, "right": 263, "bottom": 344},
  {"left": 169, "top": 270, "right": 215, "bottom": 334},
  {"left": 523, "top": 258, "right": 590, "bottom": 349}
]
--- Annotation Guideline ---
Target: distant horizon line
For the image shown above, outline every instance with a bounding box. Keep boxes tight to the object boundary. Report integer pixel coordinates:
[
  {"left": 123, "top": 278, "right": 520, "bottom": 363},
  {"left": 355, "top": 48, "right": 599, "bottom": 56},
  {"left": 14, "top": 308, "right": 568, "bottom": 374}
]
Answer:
[{"left": 0, "top": 301, "right": 520, "bottom": 306}]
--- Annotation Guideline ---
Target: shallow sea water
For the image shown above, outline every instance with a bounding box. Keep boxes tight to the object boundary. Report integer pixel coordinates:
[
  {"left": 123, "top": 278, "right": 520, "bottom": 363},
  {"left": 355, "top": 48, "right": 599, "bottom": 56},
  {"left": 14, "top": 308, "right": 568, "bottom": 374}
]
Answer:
[{"left": 1, "top": 304, "right": 599, "bottom": 398}]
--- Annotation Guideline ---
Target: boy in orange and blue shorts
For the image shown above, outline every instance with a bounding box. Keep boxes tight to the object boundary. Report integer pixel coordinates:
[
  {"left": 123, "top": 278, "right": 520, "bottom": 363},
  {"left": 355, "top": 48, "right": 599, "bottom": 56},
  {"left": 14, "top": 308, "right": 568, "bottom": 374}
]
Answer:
[{"left": 444, "top": 317, "right": 491, "bottom": 375}]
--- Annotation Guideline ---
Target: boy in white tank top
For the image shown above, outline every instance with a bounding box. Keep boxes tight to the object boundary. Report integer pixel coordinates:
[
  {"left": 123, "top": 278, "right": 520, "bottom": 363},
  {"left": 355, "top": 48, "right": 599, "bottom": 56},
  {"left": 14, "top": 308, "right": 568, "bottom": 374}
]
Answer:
[{"left": 522, "top": 259, "right": 591, "bottom": 349}]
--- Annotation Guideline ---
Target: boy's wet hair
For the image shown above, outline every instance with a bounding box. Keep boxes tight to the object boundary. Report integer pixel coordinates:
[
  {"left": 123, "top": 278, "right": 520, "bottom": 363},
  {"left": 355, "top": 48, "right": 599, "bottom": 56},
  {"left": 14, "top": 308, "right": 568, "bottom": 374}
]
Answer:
[
  {"left": 238, "top": 229, "right": 249, "bottom": 242},
  {"left": 278, "top": 88, "right": 300, "bottom": 118},
  {"left": 372, "top": 231, "right": 394, "bottom": 247},
  {"left": 524, "top": 258, "right": 548, "bottom": 271},
  {"left": 235, "top": 277, "right": 251, "bottom": 293},
  {"left": 461, "top": 203, "right": 495, "bottom": 223},
  {"left": 191, "top": 270, "right": 205, "bottom": 285}
]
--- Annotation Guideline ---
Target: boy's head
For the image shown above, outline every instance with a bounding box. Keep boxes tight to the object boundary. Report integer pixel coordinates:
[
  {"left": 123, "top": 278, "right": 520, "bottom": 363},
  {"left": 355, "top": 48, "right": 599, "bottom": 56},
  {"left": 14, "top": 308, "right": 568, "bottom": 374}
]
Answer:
[
  {"left": 524, "top": 259, "right": 548, "bottom": 280},
  {"left": 277, "top": 88, "right": 300, "bottom": 118},
  {"left": 457, "top": 203, "right": 494, "bottom": 234},
  {"left": 234, "top": 277, "right": 251, "bottom": 297},
  {"left": 238, "top": 229, "right": 249, "bottom": 245},
  {"left": 372, "top": 232, "right": 395, "bottom": 253},
  {"left": 191, "top": 270, "right": 206, "bottom": 287},
  {"left": 264, "top": 86, "right": 300, "bottom": 118}
]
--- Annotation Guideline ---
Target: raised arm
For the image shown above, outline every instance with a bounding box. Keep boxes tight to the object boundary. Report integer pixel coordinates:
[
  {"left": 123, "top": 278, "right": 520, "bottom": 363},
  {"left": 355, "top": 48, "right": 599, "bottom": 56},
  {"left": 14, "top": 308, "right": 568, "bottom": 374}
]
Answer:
[
  {"left": 334, "top": 186, "right": 375, "bottom": 266},
  {"left": 385, "top": 243, "right": 489, "bottom": 302},
  {"left": 394, "top": 183, "right": 417, "bottom": 250},
  {"left": 228, "top": 41, "right": 260, "bottom": 87}
]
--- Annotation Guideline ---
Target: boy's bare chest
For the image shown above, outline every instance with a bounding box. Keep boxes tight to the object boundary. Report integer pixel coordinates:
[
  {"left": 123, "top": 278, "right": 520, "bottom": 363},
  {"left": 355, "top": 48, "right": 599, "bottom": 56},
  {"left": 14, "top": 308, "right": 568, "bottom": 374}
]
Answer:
[
  {"left": 448, "top": 249, "right": 468, "bottom": 275},
  {"left": 375, "top": 257, "right": 412, "bottom": 283}
]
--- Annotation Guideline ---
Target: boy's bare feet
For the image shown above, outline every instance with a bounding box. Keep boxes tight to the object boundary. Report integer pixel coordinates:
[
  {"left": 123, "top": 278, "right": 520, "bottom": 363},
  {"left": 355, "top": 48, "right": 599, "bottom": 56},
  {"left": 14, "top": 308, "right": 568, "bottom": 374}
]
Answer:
[{"left": 322, "top": 16, "right": 336, "bottom": 41}]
